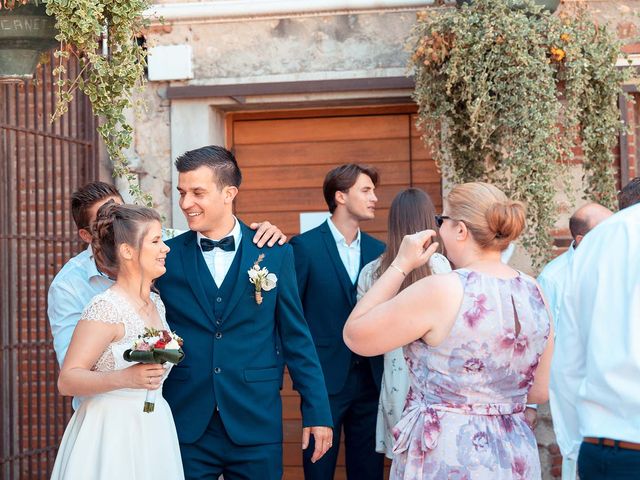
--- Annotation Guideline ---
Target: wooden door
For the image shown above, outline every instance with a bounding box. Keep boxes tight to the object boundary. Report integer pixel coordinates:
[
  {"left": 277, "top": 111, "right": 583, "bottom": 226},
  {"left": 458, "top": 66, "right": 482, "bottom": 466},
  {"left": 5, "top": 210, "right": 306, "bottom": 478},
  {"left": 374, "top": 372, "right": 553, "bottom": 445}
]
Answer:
[{"left": 227, "top": 105, "right": 441, "bottom": 479}]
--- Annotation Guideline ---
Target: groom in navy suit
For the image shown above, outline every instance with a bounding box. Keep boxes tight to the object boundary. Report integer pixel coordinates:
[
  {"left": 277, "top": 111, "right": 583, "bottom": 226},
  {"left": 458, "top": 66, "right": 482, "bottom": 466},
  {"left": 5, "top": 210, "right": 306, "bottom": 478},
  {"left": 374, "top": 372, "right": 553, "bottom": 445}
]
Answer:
[
  {"left": 290, "top": 164, "right": 385, "bottom": 479},
  {"left": 156, "top": 146, "right": 333, "bottom": 479}
]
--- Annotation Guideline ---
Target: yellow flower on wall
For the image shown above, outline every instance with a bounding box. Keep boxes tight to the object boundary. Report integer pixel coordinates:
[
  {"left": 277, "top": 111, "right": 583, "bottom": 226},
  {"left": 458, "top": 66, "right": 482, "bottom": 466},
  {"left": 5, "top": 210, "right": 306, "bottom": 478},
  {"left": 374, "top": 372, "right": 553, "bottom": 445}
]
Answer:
[{"left": 550, "top": 46, "right": 566, "bottom": 62}]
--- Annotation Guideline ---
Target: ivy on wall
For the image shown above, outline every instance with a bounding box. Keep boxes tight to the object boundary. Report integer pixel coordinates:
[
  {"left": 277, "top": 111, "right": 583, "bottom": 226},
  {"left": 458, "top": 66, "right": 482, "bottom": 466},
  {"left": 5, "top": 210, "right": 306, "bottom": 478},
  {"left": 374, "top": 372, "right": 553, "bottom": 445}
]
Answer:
[
  {"left": 409, "top": 0, "right": 630, "bottom": 267},
  {"left": 46, "top": 0, "right": 153, "bottom": 206},
  {"left": 2, "top": 0, "right": 152, "bottom": 206}
]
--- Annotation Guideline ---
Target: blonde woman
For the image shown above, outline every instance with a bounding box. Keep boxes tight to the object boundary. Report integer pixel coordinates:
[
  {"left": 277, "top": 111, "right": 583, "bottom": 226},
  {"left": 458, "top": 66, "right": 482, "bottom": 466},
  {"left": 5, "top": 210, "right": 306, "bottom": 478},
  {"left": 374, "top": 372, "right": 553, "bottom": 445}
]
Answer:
[{"left": 345, "top": 182, "right": 553, "bottom": 479}]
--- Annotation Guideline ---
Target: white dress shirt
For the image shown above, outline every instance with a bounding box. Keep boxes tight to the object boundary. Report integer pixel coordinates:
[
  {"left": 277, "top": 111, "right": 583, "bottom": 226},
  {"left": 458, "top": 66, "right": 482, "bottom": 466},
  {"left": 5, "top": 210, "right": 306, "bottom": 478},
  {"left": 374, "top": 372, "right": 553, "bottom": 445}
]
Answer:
[
  {"left": 197, "top": 218, "right": 242, "bottom": 287},
  {"left": 327, "top": 218, "right": 361, "bottom": 284},
  {"left": 551, "top": 204, "right": 640, "bottom": 465},
  {"left": 47, "top": 246, "right": 114, "bottom": 367},
  {"left": 538, "top": 243, "right": 575, "bottom": 331}
]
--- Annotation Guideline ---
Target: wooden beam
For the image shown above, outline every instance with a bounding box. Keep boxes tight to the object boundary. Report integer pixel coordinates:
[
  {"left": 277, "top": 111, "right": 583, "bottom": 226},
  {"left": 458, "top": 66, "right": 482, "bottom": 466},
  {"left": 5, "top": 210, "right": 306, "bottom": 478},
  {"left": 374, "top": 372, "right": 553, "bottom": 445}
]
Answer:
[{"left": 165, "top": 76, "right": 415, "bottom": 100}]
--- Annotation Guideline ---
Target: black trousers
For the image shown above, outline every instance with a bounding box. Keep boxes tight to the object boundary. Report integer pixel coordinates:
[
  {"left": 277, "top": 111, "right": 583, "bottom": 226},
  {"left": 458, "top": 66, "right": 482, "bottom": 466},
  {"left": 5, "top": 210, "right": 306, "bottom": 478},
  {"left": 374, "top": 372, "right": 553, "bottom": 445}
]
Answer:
[
  {"left": 180, "top": 410, "right": 282, "bottom": 480},
  {"left": 578, "top": 440, "right": 640, "bottom": 480},
  {"left": 303, "top": 359, "right": 384, "bottom": 480}
]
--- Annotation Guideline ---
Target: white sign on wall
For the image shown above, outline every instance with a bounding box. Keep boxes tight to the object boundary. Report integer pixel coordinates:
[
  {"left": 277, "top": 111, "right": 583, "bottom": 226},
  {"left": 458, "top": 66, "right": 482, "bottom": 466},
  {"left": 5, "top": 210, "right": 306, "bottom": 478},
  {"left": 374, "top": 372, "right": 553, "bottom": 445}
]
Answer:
[
  {"left": 147, "top": 44, "right": 194, "bottom": 81},
  {"left": 299, "top": 212, "right": 330, "bottom": 233}
]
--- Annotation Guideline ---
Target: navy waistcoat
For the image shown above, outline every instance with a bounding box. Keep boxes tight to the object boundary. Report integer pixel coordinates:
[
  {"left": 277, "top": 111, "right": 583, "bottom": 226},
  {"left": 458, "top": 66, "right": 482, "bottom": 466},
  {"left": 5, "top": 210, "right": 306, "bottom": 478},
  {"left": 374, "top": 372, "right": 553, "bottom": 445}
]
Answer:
[{"left": 195, "top": 242, "right": 243, "bottom": 325}]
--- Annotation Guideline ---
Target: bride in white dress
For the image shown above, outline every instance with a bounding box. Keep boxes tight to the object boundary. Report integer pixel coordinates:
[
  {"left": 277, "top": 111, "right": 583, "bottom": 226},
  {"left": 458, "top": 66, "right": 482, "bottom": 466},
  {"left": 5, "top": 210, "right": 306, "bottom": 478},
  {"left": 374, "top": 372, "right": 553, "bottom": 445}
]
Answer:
[{"left": 51, "top": 202, "right": 184, "bottom": 480}]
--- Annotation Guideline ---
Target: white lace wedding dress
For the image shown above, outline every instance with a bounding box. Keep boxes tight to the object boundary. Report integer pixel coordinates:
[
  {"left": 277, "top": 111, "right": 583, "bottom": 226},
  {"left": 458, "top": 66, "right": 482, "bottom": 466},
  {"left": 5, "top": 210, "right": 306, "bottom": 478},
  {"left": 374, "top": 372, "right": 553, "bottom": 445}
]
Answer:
[{"left": 50, "top": 289, "right": 184, "bottom": 480}]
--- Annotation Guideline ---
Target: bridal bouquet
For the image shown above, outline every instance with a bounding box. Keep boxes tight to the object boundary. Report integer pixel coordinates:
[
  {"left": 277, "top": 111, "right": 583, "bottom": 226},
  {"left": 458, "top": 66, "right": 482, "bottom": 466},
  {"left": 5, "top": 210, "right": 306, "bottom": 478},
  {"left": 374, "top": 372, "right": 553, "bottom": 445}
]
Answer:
[{"left": 123, "top": 327, "right": 185, "bottom": 413}]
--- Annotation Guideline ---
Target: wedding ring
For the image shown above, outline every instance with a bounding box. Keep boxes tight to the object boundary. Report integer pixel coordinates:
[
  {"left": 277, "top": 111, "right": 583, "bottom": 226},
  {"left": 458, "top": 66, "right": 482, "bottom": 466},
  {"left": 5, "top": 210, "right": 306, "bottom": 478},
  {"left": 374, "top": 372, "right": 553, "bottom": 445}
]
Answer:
[{"left": 148, "top": 377, "right": 151, "bottom": 385}]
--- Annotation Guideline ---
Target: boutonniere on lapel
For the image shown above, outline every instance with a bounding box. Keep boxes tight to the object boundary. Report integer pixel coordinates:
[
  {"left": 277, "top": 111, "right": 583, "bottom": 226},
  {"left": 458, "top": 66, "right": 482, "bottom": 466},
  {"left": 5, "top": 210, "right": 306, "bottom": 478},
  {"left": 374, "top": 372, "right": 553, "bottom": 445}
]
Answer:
[{"left": 248, "top": 253, "right": 277, "bottom": 305}]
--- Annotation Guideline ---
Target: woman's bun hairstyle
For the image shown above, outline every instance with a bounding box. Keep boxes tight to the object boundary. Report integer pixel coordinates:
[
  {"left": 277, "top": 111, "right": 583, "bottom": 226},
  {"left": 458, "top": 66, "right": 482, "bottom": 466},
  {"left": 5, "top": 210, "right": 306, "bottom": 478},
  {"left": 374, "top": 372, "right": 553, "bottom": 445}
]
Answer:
[
  {"left": 485, "top": 200, "right": 526, "bottom": 251},
  {"left": 91, "top": 200, "right": 120, "bottom": 277},
  {"left": 446, "top": 182, "right": 527, "bottom": 251}
]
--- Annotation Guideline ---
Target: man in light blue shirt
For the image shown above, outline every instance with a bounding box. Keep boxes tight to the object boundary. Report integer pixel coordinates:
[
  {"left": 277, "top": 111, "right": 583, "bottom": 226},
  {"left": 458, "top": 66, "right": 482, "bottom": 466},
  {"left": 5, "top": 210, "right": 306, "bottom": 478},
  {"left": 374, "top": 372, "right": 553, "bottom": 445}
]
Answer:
[
  {"left": 551, "top": 203, "right": 640, "bottom": 480},
  {"left": 539, "top": 202, "right": 611, "bottom": 480},
  {"left": 48, "top": 182, "right": 124, "bottom": 367},
  {"left": 538, "top": 203, "right": 612, "bottom": 330}
]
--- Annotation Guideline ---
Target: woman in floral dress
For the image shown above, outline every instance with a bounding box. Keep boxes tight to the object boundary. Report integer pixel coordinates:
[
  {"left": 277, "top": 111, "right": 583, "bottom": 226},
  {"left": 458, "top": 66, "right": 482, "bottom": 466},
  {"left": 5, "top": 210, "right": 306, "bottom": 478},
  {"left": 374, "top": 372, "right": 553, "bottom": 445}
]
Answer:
[
  {"left": 344, "top": 182, "right": 553, "bottom": 479},
  {"left": 357, "top": 188, "right": 451, "bottom": 459}
]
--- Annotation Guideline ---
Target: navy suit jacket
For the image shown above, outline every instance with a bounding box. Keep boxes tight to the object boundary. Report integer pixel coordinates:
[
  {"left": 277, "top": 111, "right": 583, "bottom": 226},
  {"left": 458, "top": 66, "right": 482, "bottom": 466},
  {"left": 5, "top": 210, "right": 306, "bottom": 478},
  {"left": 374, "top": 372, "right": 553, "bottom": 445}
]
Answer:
[
  {"left": 290, "top": 220, "right": 385, "bottom": 395},
  {"left": 156, "top": 223, "right": 332, "bottom": 445}
]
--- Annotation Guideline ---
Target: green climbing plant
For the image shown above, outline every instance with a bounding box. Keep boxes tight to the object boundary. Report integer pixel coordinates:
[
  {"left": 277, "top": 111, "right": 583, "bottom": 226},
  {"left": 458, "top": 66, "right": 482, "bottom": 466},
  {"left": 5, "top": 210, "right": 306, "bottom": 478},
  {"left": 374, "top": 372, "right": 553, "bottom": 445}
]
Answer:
[
  {"left": 409, "top": 0, "right": 630, "bottom": 267},
  {"left": 1, "top": 0, "right": 152, "bottom": 205}
]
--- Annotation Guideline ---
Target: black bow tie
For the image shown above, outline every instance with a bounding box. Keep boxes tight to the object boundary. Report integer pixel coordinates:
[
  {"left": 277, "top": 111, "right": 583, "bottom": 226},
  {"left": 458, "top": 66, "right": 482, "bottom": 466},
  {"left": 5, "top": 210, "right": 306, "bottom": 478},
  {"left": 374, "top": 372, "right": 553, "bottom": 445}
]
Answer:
[{"left": 200, "top": 236, "right": 235, "bottom": 252}]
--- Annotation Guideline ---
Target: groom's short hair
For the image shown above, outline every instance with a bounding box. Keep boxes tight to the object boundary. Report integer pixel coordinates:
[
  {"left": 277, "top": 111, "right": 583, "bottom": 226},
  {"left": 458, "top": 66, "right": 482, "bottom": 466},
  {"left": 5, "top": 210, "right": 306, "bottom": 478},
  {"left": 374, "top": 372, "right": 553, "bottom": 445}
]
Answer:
[
  {"left": 175, "top": 145, "right": 242, "bottom": 190},
  {"left": 323, "top": 163, "right": 379, "bottom": 213}
]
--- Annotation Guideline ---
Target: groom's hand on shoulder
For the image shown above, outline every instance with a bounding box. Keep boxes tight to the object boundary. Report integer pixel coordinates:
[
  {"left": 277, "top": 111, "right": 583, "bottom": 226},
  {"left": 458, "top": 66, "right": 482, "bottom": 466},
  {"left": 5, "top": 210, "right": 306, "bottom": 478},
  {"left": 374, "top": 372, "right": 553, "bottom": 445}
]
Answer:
[
  {"left": 302, "top": 425, "right": 333, "bottom": 463},
  {"left": 250, "top": 221, "right": 287, "bottom": 247}
]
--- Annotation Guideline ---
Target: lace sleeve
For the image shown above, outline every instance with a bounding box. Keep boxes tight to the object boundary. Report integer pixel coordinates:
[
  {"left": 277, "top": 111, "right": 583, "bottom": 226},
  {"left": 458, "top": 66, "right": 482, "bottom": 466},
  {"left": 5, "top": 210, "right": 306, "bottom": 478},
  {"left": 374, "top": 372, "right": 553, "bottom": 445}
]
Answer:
[
  {"left": 80, "top": 295, "right": 122, "bottom": 325},
  {"left": 151, "top": 292, "right": 166, "bottom": 321}
]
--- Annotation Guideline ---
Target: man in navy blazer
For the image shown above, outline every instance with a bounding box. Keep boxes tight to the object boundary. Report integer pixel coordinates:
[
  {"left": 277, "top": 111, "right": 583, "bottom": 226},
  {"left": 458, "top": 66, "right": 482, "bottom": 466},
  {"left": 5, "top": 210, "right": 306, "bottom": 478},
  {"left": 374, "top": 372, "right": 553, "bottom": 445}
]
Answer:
[
  {"left": 156, "top": 146, "right": 333, "bottom": 480},
  {"left": 290, "top": 164, "right": 386, "bottom": 479}
]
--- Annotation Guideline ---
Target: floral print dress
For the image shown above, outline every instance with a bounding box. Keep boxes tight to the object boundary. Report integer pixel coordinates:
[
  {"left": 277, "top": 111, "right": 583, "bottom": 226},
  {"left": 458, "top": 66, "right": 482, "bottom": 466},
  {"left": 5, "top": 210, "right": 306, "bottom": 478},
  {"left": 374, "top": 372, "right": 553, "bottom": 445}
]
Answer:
[{"left": 391, "top": 269, "right": 550, "bottom": 480}]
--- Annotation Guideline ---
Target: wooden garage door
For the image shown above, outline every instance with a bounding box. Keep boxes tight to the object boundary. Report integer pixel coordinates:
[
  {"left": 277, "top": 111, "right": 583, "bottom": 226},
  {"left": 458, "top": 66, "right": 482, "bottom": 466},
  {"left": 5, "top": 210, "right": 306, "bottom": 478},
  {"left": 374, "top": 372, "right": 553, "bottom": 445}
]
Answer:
[{"left": 228, "top": 105, "right": 441, "bottom": 479}]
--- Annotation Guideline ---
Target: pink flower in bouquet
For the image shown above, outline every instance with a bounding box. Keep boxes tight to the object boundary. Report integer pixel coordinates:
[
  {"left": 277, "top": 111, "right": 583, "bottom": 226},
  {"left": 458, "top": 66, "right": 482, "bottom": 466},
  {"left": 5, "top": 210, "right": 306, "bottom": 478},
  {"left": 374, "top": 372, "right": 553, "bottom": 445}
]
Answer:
[{"left": 134, "top": 339, "right": 151, "bottom": 351}]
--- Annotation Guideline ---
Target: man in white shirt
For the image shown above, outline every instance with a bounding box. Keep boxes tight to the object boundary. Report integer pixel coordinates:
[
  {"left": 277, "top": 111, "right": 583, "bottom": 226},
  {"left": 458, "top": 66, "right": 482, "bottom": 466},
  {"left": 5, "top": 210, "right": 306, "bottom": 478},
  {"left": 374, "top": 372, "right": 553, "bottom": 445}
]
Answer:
[
  {"left": 539, "top": 203, "right": 612, "bottom": 329},
  {"left": 290, "top": 164, "right": 386, "bottom": 480},
  {"left": 539, "top": 202, "right": 612, "bottom": 480},
  {"left": 550, "top": 203, "right": 640, "bottom": 480}
]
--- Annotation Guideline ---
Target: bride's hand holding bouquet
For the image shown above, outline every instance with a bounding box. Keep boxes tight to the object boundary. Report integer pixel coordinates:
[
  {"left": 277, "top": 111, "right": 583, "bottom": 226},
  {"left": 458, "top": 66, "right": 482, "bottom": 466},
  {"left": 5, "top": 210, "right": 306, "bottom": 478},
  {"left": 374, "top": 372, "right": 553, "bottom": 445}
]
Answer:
[{"left": 123, "top": 327, "right": 185, "bottom": 412}]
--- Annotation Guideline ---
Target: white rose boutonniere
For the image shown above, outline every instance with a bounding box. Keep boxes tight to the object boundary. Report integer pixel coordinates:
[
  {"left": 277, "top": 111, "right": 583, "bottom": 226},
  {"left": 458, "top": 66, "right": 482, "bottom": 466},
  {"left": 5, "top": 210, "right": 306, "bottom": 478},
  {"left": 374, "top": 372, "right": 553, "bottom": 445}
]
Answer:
[{"left": 248, "top": 253, "right": 277, "bottom": 305}]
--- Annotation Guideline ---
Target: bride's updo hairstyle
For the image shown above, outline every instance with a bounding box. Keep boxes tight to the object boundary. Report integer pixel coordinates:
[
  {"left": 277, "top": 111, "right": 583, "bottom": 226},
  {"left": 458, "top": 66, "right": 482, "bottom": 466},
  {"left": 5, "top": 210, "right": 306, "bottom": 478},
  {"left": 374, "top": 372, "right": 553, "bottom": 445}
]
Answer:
[
  {"left": 446, "top": 182, "right": 526, "bottom": 252},
  {"left": 91, "top": 201, "right": 162, "bottom": 275}
]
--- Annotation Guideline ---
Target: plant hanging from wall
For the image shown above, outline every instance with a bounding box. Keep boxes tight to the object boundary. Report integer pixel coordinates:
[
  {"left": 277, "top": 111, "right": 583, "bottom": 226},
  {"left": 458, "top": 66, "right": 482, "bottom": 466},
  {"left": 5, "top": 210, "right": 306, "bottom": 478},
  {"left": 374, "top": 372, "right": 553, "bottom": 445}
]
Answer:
[
  {"left": 1, "top": 0, "right": 152, "bottom": 206},
  {"left": 409, "top": 0, "right": 629, "bottom": 267}
]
